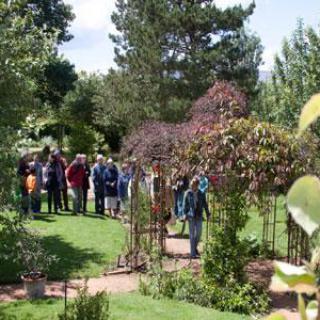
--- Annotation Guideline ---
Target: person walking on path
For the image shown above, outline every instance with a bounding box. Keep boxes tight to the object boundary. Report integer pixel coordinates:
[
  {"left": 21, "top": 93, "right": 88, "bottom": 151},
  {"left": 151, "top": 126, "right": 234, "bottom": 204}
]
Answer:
[
  {"left": 67, "top": 154, "right": 85, "bottom": 215},
  {"left": 54, "top": 150, "right": 70, "bottom": 212},
  {"left": 117, "top": 163, "right": 130, "bottom": 216},
  {"left": 17, "top": 152, "right": 30, "bottom": 215},
  {"left": 44, "top": 154, "right": 63, "bottom": 214},
  {"left": 104, "top": 158, "right": 119, "bottom": 218},
  {"left": 29, "top": 154, "right": 43, "bottom": 213},
  {"left": 92, "top": 155, "right": 106, "bottom": 215},
  {"left": 81, "top": 154, "right": 91, "bottom": 214},
  {"left": 183, "top": 176, "right": 211, "bottom": 259}
]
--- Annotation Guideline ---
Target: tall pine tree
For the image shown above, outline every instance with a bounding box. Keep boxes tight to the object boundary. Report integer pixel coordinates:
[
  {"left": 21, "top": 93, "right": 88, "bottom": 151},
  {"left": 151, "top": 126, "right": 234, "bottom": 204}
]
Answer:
[{"left": 110, "top": 0, "right": 262, "bottom": 121}]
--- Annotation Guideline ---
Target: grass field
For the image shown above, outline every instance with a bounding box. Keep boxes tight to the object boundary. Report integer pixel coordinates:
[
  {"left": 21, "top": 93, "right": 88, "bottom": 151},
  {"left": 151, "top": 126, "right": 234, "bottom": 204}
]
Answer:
[
  {"left": 0, "top": 201, "right": 126, "bottom": 284},
  {"left": 0, "top": 293, "right": 250, "bottom": 320},
  {"left": 169, "top": 196, "right": 289, "bottom": 257}
]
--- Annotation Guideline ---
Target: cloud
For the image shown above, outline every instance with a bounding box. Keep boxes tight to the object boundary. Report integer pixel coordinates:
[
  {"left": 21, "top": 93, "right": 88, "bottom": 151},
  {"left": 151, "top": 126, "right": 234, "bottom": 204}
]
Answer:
[
  {"left": 260, "top": 47, "right": 276, "bottom": 71},
  {"left": 61, "top": 40, "right": 116, "bottom": 73},
  {"left": 214, "top": 0, "right": 253, "bottom": 9},
  {"left": 60, "top": 0, "right": 117, "bottom": 72},
  {"left": 64, "top": 0, "right": 116, "bottom": 32}
]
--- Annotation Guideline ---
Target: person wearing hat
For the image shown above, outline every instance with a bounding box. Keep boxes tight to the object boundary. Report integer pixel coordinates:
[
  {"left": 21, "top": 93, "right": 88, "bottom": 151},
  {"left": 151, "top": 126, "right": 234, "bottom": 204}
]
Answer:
[
  {"left": 104, "top": 158, "right": 119, "bottom": 218},
  {"left": 183, "top": 176, "right": 211, "bottom": 259},
  {"left": 67, "top": 154, "right": 85, "bottom": 214},
  {"left": 92, "top": 155, "right": 106, "bottom": 215}
]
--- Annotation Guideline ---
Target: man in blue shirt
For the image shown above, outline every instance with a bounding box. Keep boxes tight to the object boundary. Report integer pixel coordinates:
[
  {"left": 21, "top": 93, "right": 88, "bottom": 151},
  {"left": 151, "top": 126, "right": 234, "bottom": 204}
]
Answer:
[
  {"left": 183, "top": 176, "right": 211, "bottom": 259},
  {"left": 117, "top": 163, "right": 130, "bottom": 216},
  {"left": 104, "top": 158, "right": 119, "bottom": 218},
  {"left": 92, "top": 155, "right": 106, "bottom": 215}
]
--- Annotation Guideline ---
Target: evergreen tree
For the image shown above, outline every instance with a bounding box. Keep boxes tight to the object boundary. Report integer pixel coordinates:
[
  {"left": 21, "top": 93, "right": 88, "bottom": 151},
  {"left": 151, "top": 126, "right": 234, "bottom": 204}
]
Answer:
[
  {"left": 36, "top": 55, "right": 78, "bottom": 148},
  {"left": 20, "top": 0, "right": 75, "bottom": 44},
  {"left": 110, "top": 0, "right": 262, "bottom": 121}
]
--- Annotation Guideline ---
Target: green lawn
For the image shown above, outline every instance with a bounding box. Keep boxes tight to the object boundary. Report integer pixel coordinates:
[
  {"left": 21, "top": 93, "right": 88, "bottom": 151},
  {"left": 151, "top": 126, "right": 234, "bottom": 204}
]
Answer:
[
  {"left": 169, "top": 196, "right": 288, "bottom": 257},
  {"left": 0, "top": 293, "right": 250, "bottom": 320},
  {"left": 242, "top": 197, "right": 288, "bottom": 257},
  {"left": 0, "top": 201, "right": 126, "bottom": 284}
]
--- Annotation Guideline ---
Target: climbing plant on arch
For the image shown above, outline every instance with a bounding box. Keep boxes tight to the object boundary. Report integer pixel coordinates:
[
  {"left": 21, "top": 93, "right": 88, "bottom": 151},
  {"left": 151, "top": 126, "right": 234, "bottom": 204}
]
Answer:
[{"left": 122, "top": 81, "right": 319, "bottom": 258}]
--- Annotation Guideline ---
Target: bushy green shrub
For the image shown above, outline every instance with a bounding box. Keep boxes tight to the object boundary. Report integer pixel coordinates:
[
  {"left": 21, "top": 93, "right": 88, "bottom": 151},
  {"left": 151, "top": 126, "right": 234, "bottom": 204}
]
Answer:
[
  {"left": 139, "top": 224, "right": 270, "bottom": 315},
  {"left": 66, "top": 125, "right": 96, "bottom": 157},
  {"left": 66, "top": 125, "right": 110, "bottom": 159},
  {"left": 139, "top": 267, "right": 270, "bottom": 315},
  {"left": 202, "top": 226, "right": 249, "bottom": 286},
  {"left": 59, "top": 283, "right": 110, "bottom": 320}
]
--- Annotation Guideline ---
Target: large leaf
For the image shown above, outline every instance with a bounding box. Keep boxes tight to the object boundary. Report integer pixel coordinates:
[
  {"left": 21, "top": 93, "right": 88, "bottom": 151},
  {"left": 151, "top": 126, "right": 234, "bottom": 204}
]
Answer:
[
  {"left": 270, "top": 261, "right": 317, "bottom": 294},
  {"left": 287, "top": 175, "right": 320, "bottom": 236},
  {"left": 264, "top": 313, "right": 287, "bottom": 320},
  {"left": 306, "top": 300, "right": 318, "bottom": 320},
  {"left": 298, "top": 94, "right": 320, "bottom": 136}
]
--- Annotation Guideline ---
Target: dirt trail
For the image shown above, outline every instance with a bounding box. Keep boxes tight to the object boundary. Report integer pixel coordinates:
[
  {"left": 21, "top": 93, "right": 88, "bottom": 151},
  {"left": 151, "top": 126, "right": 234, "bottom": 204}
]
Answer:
[
  {"left": 0, "top": 238, "right": 188, "bottom": 302},
  {"left": 0, "top": 236, "right": 300, "bottom": 320}
]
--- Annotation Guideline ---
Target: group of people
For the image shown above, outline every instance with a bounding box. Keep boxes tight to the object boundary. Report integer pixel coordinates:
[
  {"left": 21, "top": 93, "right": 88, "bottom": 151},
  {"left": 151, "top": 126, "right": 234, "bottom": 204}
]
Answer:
[
  {"left": 17, "top": 151, "right": 133, "bottom": 218},
  {"left": 18, "top": 149, "right": 212, "bottom": 258}
]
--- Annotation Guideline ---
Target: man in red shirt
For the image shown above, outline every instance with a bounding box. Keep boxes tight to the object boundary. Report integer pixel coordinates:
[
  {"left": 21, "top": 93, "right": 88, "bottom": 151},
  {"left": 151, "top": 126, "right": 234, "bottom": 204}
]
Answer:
[{"left": 67, "top": 154, "right": 85, "bottom": 214}]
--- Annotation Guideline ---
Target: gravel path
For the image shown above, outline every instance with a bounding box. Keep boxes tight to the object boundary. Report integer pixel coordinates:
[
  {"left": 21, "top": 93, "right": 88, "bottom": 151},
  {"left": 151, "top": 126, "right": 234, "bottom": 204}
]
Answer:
[{"left": 0, "top": 236, "right": 301, "bottom": 319}]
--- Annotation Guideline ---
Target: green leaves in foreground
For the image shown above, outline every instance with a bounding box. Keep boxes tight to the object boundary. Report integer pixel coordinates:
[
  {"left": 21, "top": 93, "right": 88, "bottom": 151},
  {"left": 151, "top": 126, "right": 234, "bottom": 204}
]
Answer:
[
  {"left": 298, "top": 294, "right": 318, "bottom": 320},
  {"left": 298, "top": 93, "right": 320, "bottom": 137},
  {"left": 287, "top": 175, "right": 320, "bottom": 236},
  {"left": 265, "top": 295, "right": 318, "bottom": 320},
  {"left": 270, "top": 261, "right": 317, "bottom": 294}
]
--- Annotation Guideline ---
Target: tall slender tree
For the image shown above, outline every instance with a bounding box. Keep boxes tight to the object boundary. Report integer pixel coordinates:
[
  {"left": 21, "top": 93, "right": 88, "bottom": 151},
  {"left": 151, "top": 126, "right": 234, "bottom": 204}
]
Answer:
[
  {"left": 0, "top": 0, "right": 54, "bottom": 205},
  {"left": 252, "top": 20, "right": 320, "bottom": 135}
]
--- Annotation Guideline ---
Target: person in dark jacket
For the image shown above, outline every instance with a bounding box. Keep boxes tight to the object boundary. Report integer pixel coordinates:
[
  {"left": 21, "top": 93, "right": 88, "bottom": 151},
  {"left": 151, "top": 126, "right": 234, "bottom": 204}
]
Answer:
[
  {"left": 54, "top": 150, "right": 70, "bottom": 212},
  {"left": 67, "top": 154, "right": 85, "bottom": 214},
  {"left": 81, "top": 154, "right": 91, "bottom": 213},
  {"left": 92, "top": 155, "right": 106, "bottom": 215},
  {"left": 117, "top": 163, "right": 130, "bottom": 215},
  {"left": 44, "top": 154, "right": 63, "bottom": 214},
  {"left": 183, "top": 176, "right": 211, "bottom": 259},
  {"left": 104, "top": 158, "right": 118, "bottom": 218},
  {"left": 17, "top": 152, "right": 31, "bottom": 214}
]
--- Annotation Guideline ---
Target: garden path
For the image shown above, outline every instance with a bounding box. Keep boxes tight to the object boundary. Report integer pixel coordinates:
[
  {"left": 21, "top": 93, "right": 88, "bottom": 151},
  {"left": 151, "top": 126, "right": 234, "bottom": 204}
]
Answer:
[
  {"left": 0, "top": 236, "right": 300, "bottom": 320},
  {"left": 0, "top": 238, "right": 190, "bottom": 302}
]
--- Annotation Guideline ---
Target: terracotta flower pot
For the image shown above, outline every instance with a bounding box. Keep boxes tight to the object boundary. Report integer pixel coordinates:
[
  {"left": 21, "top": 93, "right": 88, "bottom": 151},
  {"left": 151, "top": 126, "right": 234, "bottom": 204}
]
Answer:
[{"left": 21, "top": 273, "right": 47, "bottom": 299}]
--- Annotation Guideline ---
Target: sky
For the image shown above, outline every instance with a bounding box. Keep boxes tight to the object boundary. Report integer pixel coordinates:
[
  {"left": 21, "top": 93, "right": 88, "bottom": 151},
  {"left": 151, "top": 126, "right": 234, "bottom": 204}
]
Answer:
[{"left": 60, "top": 0, "right": 320, "bottom": 73}]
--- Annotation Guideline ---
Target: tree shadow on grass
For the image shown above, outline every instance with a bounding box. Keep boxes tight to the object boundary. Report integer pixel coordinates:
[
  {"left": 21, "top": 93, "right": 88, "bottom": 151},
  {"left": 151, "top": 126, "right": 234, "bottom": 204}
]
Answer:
[
  {"left": 0, "top": 234, "right": 105, "bottom": 284},
  {"left": 40, "top": 234, "right": 106, "bottom": 281},
  {"left": 33, "top": 214, "right": 56, "bottom": 223},
  {"left": 0, "top": 299, "right": 62, "bottom": 320},
  {"left": 0, "top": 305, "right": 35, "bottom": 320}
]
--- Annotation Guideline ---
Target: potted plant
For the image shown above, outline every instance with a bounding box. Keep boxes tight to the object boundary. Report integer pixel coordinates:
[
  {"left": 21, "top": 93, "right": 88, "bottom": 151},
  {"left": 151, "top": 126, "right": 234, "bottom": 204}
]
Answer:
[{"left": 17, "top": 229, "right": 56, "bottom": 299}]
